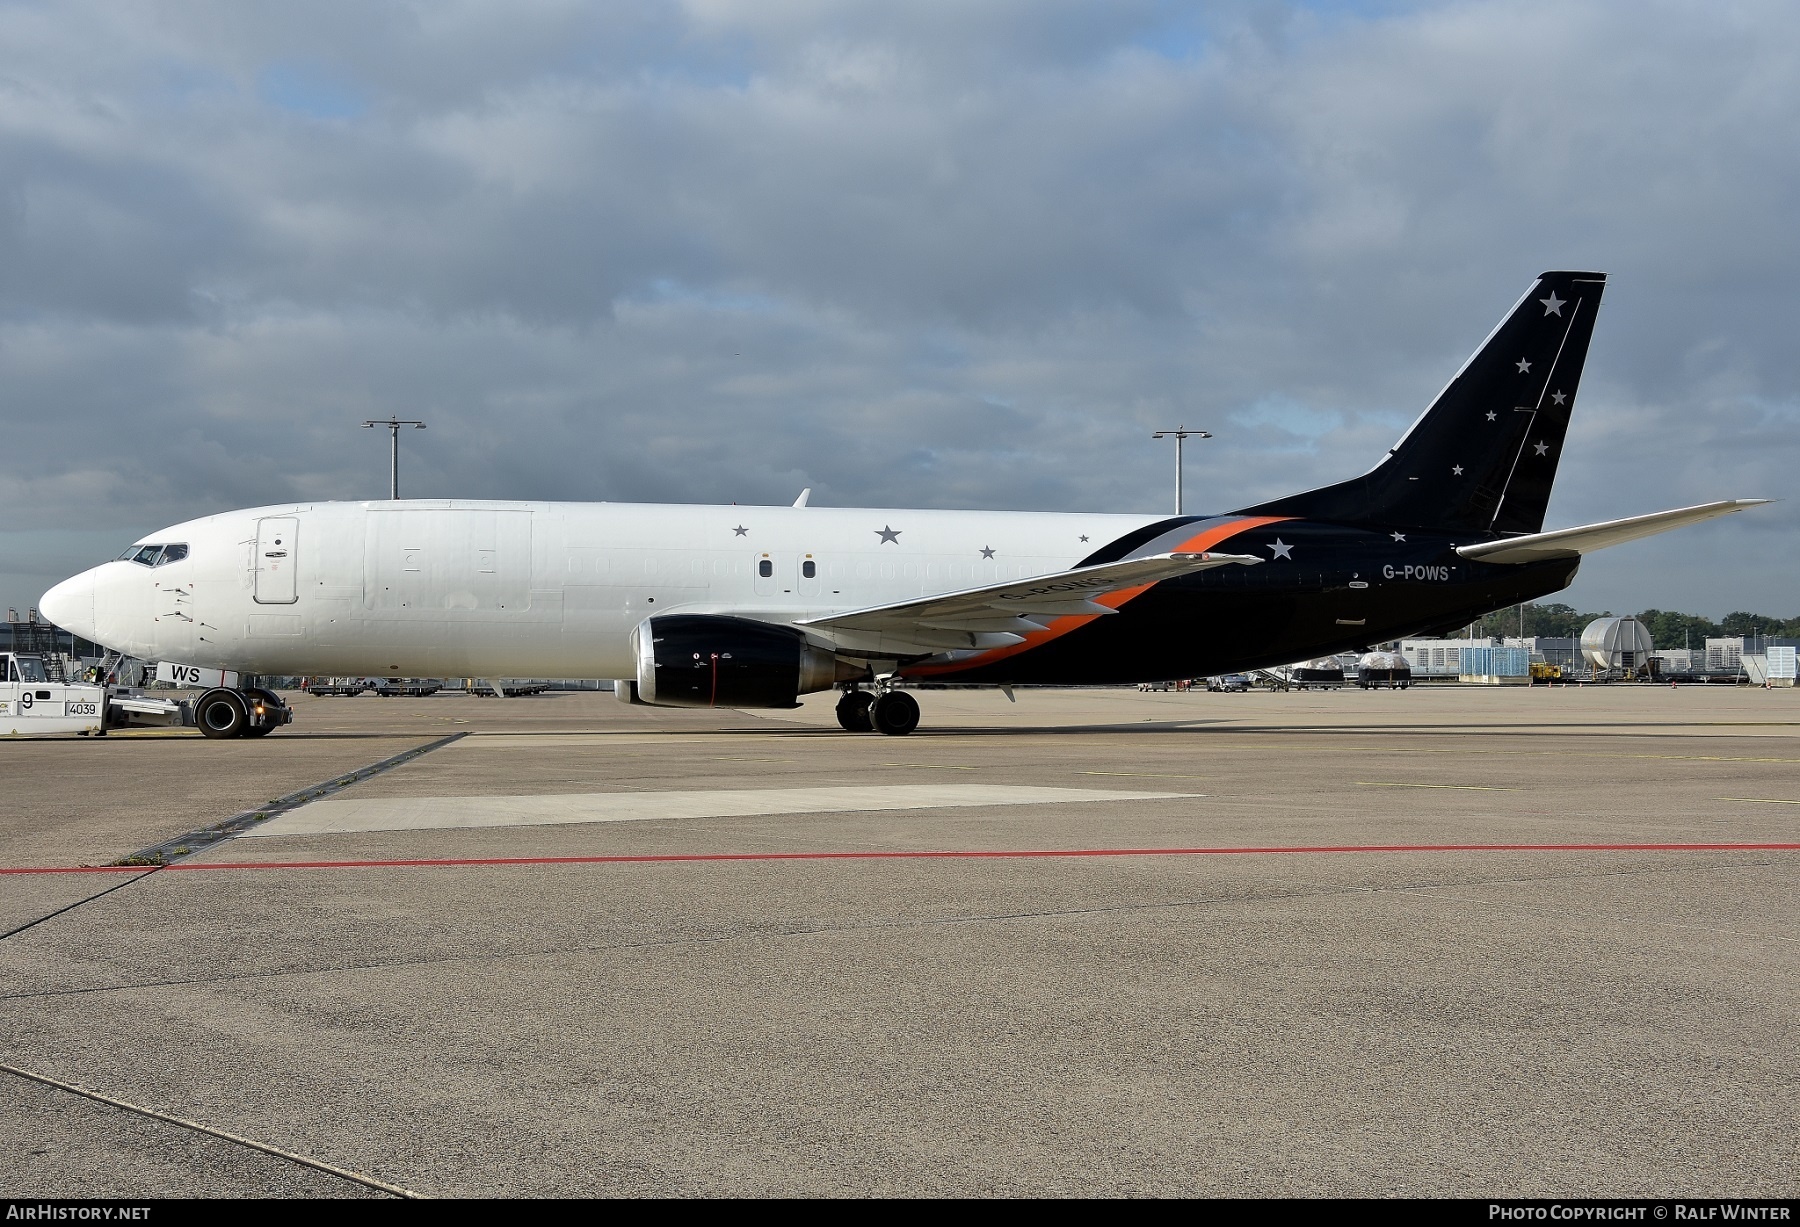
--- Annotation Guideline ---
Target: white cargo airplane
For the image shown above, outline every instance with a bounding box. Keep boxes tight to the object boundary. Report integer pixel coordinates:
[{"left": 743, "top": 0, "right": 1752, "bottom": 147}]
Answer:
[{"left": 38, "top": 272, "right": 1768, "bottom": 738}]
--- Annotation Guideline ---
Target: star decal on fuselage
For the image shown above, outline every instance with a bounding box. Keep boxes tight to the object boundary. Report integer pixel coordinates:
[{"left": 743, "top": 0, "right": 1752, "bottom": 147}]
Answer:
[
  {"left": 876, "top": 525, "right": 901, "bottom": 544},
  {"left": 1516, "top": 358, "right": 1532, "bottom": 373},
  {"left": 1540, "top": 292, "right": 1564, "bottom": 316},
  {"left": 1391, "top": 531, "right": 1407, "bottom": 543},
  {"left": 1534, "top": 441, "right": 1549, "bottom": 456},
  {"left": 732, "top": 525, "right": 748, "bottom": 536},
  {"left": 980, "top": 546, "right": 995, "bottom": 559},
  {"left": 1269, "top": 539, "right": 1293, "bottom": 560},
  {"left": 1486, "top": 411, "right": 1497, "bottom": 421},
  {"left": 1551, "top": 390, "right": 1567, "bottom": 405},
  {"left": 1452, "top": 465, "right": 1464, "bottom": 476}
]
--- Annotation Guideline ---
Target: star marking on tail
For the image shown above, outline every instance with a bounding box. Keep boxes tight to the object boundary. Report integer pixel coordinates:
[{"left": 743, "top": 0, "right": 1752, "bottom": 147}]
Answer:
[
  {"left": 1452, "top": 465, "right": 1464, "bottom": 476},
  {"left": 1390, "top": 531, "right": 1407, "bottom": 543},
  {"left": 1516, "top": 358, "right": 1532, "bottom": 373},
  {"left": 1486, "top": 411, "right": 1497, "bottom": 421},
  {"left": 1551, "top": 390, "right": 1567, "bottom": 405},
  {"left": 1534, "top": 441, "right": 1549, "bottom": 456},
  {"left": 1540, "top": 292, "right": 1564, "bottom": 316},
  {"left": 1269, "top": 539, "right": 1293, "bottom": 560}
]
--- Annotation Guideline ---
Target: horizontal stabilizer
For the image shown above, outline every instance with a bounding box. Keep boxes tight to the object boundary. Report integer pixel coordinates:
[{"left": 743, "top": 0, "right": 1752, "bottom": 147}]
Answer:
[
  {"left": 800, "top": 551, "right": 1260, "bottom": 651},
  {"left": 1455, "top": 500, "right": 1772, "bottom": 564}
]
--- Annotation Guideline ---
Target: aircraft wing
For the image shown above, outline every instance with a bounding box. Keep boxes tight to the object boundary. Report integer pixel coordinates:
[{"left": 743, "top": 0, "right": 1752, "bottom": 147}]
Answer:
[
  {"left": 1455, "top": 499, "right": 1772, "bottom": 565},
  {"left": 797, "top": 551, "right": 1261, "bottom": 652}
]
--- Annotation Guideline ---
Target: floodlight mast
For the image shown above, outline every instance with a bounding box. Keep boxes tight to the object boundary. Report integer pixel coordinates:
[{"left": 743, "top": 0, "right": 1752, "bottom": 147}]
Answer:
[
  {"left": 1151, "top": 426, "right": 1212, "bottom": 515},
  {"left": 361, "top": 418, "right": 426, "bottom": 499}
]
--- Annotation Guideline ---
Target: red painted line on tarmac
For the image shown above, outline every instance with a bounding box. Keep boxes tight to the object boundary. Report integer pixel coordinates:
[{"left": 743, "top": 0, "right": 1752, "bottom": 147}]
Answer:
[{"left": 6, "top": 842, "right": 1800, "bottom": 876}]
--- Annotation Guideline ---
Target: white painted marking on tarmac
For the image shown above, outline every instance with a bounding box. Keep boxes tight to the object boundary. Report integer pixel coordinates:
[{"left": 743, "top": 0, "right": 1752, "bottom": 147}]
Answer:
[
  {"left": 1724, "top": 797, "right": 1800, "bottom": 805},
  {"left": 1354, "top": 781, "right": 1520, "bottom": 792},
  {"left": 243, "top": 785, "right": 1200, "bottom": 838}
]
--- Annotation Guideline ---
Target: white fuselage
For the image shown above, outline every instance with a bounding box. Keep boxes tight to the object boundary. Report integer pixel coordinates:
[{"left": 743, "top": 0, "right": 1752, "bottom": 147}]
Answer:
[{"left": 42, "top": 500, "right": 1163, "bottom": 678}]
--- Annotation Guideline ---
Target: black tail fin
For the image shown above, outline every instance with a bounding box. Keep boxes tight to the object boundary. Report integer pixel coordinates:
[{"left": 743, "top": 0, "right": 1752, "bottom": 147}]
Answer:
[{"left": 1239, "top": 271, "right": 1607, "bottom": 535}]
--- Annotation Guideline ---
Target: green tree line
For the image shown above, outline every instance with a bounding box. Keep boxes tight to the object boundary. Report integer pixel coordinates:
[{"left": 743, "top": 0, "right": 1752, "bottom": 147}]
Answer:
[{"left": 1466, "top": 604, "right": 1800, "bottom": 647}]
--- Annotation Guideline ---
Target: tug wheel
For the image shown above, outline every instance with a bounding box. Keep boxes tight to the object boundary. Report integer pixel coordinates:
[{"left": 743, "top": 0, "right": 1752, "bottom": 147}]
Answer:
[{"left": 195, "top": 689, "right": 248, "bottom": 739}]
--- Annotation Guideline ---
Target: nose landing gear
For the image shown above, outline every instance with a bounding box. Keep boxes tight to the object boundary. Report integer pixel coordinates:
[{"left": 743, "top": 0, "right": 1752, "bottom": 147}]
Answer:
[{"left": 835, "top": 686, "right": 920, "bottom": 735}]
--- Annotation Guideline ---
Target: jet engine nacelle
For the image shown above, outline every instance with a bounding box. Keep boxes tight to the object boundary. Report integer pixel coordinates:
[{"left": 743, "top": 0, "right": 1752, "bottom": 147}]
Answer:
[{"left": 632, "top": 614, "right": 863, "bottom": 709}]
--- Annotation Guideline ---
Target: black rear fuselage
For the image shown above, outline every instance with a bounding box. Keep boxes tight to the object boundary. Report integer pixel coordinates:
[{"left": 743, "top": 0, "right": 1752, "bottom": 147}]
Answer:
[{"left": 917, "top": 515, "right": 1573, "bottom": 685}]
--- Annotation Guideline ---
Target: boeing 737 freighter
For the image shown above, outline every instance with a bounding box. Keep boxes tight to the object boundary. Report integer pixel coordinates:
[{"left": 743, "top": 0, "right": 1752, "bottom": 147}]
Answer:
[{"left": 38, "top": 272, "right": 1769, "bottom": 737}]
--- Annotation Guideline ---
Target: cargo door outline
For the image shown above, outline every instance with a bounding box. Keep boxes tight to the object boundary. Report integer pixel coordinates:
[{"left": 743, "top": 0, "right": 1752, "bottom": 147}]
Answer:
[
  {"left": 364, "top": 509, "right": 531, "bottom": 612},
  {"left": 254, "top": 517, "right": 299, "bottom": 604}
]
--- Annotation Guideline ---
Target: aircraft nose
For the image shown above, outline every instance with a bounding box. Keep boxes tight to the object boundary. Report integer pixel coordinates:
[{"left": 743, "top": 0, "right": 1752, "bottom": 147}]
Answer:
[{"left": 40, "top": 569, "right": 97, "bottom": 642}]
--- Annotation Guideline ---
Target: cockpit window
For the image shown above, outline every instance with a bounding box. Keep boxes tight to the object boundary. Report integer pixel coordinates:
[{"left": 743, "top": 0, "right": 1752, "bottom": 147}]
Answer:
[{"left": 119, "top": 543, "right": 188, "bottom": 566}]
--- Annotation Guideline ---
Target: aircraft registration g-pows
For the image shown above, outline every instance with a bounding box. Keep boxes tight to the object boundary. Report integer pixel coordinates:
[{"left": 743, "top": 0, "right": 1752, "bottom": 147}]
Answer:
[{"left": 40, "top": 272, "right": 1770, "bottom": 738}]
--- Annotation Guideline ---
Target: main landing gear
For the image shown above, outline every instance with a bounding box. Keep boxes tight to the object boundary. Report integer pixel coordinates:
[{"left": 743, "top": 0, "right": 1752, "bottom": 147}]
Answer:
[
  {"left": 836, "top": 687, "right": 919, "bottom": 736},
  {"left": 835, "top": 689, "right": 874, "bottom": 732}
]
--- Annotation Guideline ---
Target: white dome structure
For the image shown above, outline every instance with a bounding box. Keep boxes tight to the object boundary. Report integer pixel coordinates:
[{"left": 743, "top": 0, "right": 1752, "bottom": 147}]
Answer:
[{"left": 1580, "top": 616, "right": 1655, "bottom": 672}]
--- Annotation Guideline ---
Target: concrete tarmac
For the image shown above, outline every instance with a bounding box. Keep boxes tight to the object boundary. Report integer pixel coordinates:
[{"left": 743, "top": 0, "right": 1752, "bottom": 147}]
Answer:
[{"left": 2, "top": 684, "right": 1796, "bottom": 1197}]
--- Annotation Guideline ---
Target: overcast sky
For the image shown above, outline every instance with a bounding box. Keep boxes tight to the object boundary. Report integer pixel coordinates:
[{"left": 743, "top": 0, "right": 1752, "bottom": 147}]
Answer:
[{"left": 2, "top": 0, "right": 1795, "bottom": 619}]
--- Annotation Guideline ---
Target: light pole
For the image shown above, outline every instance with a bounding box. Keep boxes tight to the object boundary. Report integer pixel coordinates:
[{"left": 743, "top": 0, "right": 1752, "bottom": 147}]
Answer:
[
  {"left": 1151, "top": 426, "right": 1211, "bottom": 515},
  {"left": 361, "top": 418, "right": 426, "bottom": 499}
]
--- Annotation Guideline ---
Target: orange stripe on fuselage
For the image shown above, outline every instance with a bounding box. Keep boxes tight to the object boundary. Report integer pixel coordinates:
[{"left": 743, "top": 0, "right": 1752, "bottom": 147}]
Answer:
[{"left": 901, "top": 515, "right": 1292, "bottom": 678}]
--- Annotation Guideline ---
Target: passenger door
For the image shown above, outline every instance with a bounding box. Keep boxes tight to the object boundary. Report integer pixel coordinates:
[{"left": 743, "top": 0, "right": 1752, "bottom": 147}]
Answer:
[{"left": 254, "top": 517, "right": 299, "bottom": 604}]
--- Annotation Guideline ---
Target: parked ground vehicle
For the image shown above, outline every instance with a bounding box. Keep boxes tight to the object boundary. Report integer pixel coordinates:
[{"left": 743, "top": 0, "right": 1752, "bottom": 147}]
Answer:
[
  {"left": 1357, "top": 652, "right": 1412, "bottom": 689},
  {"left": 373, "top": 680, "right": 442, "bottom": 697},
  {"left": 1208, "top": 674, "right": 1252, "bottom": 692},
  {"left": 1291, "top": 660, "right": 1346, "bottom": 690},
  {"left": 303, "top": 677, "right": 372, "bottom": 696}
]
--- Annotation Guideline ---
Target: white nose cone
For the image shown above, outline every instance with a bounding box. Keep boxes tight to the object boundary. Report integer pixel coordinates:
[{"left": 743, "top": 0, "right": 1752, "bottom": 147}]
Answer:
[{"left": 40, "top": 569, "right": 97, "bottom": 642}]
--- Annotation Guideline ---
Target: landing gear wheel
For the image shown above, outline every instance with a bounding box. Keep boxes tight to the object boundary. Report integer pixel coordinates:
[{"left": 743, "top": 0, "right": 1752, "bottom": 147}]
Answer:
[
  {"left": 871, "top": 690, "right": 920, "bottom": 736},
  {"left": 195, "top": 690, "right": 248, "bottom": 739},
  {"left": 836, "top": 690, "right": 875, "bottom": 732}
]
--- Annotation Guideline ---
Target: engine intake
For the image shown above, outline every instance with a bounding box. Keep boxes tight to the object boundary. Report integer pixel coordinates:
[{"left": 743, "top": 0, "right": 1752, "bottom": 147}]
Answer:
[{"left": 633, "top": 614, "right": 861, "bottom": 709}]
